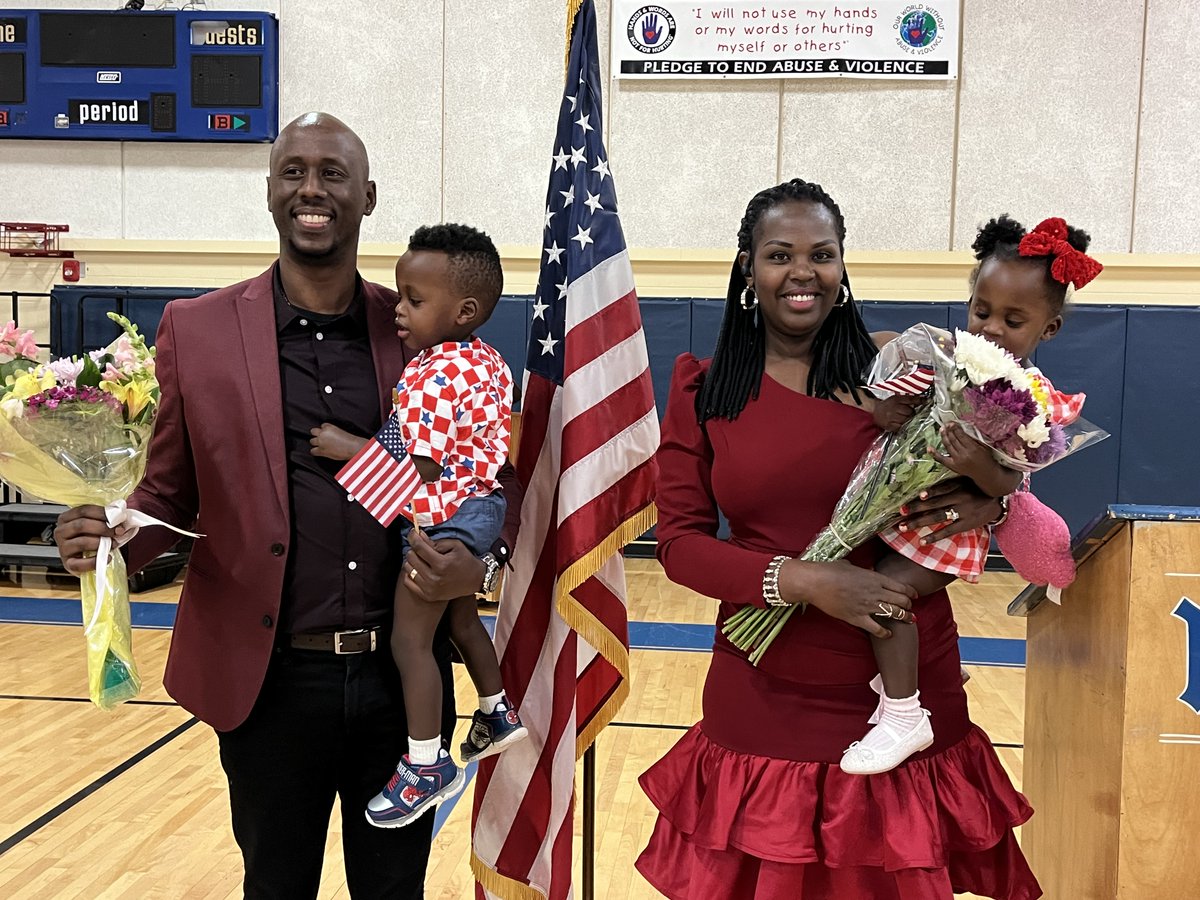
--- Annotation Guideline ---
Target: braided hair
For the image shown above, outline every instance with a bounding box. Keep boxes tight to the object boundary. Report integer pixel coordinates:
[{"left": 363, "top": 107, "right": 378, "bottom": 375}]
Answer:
[
  {"left": 694, "top": 179, "right": 877, "bottom": 423},
  {"left": 969, "top": 214, "right": 1093, "bottom": 315}
]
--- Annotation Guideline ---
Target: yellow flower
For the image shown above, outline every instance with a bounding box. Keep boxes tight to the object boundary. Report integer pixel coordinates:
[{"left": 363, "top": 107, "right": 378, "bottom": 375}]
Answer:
[
  {"left": 1029, "top": 374, "right": 1051, "bottom": 413},
  {"left": 124, "top": 380, "right": 154, "bottom": 420},
  {"left": 7, "top": 367, "right": 55, "bottom": 401}
]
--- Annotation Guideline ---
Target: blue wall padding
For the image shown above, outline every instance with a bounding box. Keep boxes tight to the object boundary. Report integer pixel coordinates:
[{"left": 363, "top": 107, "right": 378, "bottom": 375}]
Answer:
[
  {"left": 48, "top": 289, "right": 1199, "bottom": 536},
  {"left": 1118, "top": 306, "right": 1200, "bottom": 506}
]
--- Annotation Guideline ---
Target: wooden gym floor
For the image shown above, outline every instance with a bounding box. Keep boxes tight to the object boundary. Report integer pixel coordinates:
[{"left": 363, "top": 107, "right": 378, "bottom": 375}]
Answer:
[{"left": 0, "top": 559, "right": 1030, "bottom": 899}]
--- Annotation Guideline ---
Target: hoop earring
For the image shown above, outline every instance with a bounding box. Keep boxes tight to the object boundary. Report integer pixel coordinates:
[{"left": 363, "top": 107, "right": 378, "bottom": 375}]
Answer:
[
  {"left": 741, "top": 286, "right": 758, "bottom": 310},
  {"left": 835, "top": 284, "right": 849, "bottom": 307}
]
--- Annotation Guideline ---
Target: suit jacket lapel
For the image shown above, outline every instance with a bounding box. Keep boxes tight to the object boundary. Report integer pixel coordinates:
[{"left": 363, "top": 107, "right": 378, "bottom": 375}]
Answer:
[
  {"left": 234, "top": 267, "right": 290, "bottom": 522},
  {"left": 365, "top": 281, "right": 411, "bottom": 419}
]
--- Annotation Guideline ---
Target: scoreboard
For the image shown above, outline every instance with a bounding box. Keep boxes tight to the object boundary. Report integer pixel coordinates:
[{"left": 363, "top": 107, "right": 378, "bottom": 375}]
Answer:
[{"left": 0, "top": 8, "right": 277, "bottom": 142}]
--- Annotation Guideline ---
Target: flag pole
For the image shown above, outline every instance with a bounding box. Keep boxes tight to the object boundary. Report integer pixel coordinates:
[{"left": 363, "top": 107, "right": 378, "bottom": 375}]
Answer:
[{"left": 582, "top": 742, "right": 596, "bottom": 900}]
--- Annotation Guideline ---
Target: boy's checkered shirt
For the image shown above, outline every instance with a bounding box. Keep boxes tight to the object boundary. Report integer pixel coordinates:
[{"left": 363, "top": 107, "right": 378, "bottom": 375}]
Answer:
[{"left": 394, "top": 338, "right": 513, "bottom": 528}]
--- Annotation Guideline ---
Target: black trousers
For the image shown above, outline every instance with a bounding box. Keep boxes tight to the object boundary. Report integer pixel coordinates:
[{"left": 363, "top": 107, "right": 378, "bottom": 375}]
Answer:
[{"left": 217, "top": 643, "right": 456, "bottom": 899}]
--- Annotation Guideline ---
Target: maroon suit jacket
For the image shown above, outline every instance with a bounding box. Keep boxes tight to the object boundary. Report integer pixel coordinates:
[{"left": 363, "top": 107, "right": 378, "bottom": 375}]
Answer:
[{"left": 125, "top": 266, "right": 509, "bottom": 731}]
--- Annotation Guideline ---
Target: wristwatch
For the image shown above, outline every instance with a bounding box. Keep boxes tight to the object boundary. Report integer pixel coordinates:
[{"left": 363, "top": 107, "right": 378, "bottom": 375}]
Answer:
[{"left": 480, "top": 552, "right": 502, "bottom": 594}]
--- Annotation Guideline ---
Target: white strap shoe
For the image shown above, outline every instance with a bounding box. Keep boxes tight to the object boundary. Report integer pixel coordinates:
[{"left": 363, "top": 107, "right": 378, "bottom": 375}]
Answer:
[{"left": 840, "top": 709, "right": 934, "bottom": 775}]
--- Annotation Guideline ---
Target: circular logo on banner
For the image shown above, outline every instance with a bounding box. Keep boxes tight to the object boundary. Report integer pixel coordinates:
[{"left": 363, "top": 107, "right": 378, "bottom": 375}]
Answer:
[
  {"left": 628, "top": 5, "right": 676, "bottom": 54},
  {"left": 894, "top": 6, "right": 944, "bottom": 53}
]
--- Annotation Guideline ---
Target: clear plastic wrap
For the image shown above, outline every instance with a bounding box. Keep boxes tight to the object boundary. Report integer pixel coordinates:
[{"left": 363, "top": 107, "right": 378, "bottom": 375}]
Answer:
[{"left": 0, "top": 314, "right": 158, "bottom": 708}]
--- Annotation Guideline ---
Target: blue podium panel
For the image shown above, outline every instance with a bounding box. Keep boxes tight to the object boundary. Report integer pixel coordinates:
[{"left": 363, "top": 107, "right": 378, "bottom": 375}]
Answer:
[
  {"left": 1119, "top": 306, "right": 1200, "bottom": 506},
  {"left": 1027, "top": 305, "right": 1127, "bottom": 534}
]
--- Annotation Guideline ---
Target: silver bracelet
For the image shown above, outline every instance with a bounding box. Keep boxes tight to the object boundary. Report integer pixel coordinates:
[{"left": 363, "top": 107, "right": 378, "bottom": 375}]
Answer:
[
  {"left": 763, "top": 555, "right": 790, "bottom": 607},
  {"left": 988, "top": 493, "right": 1011, "bottom": 529}
]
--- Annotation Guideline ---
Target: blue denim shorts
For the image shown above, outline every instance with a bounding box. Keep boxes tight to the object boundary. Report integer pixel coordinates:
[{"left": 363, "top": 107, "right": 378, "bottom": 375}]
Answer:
[{"left": 401, "top": 492, "right": 506, "bottom": 557}]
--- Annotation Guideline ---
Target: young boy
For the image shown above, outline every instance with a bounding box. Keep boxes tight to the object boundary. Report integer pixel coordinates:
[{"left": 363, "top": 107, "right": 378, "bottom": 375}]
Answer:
[{"left": 311, "top": 224, "right": 528, "bottom": 827}]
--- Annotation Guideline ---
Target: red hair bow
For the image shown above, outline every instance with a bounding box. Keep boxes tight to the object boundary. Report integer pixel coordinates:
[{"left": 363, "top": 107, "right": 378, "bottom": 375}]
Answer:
[{"left": 1018, "top": 217, "right": 1103, "bottom": 289}]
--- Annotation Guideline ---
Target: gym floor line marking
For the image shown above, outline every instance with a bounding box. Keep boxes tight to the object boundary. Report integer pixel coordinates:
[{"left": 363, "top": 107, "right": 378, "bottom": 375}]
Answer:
[
  {"left": 0, "top": 717, "right": 199, "bottom": 858},
  {"left": 0, "top": 597, "right": 1029, "bottom": 667}
]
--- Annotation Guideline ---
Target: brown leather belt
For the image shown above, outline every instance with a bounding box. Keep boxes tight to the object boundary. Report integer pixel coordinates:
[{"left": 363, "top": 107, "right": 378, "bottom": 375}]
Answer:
[{"left": 288, "top": 627, "right": 380, "bottom": 654}]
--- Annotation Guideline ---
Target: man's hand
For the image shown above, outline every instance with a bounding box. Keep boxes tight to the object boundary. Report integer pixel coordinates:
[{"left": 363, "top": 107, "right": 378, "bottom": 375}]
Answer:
[
  {"left": 54, "top": 505, "right": 126, "bottom": 575},
  {"left": 403, "top": 527, "right": 487, "bottom": 603}
]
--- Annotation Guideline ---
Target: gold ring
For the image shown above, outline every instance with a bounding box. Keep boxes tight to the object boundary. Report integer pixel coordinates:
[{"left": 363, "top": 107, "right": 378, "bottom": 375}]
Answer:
[
  {"left": 408, "top": 567, "right": 418, "bottom": 581},
  {"left": 878, "top": 602, "right": 893, "bottom": 617}
]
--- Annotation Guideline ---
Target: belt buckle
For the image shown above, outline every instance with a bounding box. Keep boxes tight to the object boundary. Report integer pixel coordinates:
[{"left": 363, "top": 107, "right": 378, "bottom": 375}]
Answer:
[{"left": 333, "top": 628, "right": 375, "bottom": 654}]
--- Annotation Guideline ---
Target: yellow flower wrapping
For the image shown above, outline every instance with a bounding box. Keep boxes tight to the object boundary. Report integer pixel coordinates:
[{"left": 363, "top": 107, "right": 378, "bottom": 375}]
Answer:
[{"left": 0, "top": 404, "right": 151, "bottom": 709}]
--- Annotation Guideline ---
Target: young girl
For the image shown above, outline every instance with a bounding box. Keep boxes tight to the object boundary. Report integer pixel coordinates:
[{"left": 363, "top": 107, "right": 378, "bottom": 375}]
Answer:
[
  {"left": 311, "top": 223, "right": 529, "bottom": 826},
  {"left": 840, "top": 214, "right": 1102, "bottom": 775}
]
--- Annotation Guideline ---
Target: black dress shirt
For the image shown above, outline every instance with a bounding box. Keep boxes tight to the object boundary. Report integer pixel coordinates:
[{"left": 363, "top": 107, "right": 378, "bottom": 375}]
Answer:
[{"left": 273, "top": 269, "right": 401, "bottom": 634}]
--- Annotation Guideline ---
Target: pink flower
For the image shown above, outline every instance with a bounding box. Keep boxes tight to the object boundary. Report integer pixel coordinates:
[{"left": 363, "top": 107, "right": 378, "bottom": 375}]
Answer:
[
  {"left": 48, "top": 358, "right": 85, "bottom": 386},
  {"left": 112, "top": 335, "right": 137, "bottom": 370},
  {"left": 14, "top": 332, "right": 38, "bottom": 359},
  {"left": 0, "top": 321, "right": 39, "bottom": 362},
  {"left": 101, "top": 362, "right": 124, "bottom": 382}
]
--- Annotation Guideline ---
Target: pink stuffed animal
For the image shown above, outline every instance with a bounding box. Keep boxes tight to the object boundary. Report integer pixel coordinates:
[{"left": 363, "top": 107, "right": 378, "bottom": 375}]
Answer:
[{"left": 993, "top": 491, "right": 1076, "bottom": 603}]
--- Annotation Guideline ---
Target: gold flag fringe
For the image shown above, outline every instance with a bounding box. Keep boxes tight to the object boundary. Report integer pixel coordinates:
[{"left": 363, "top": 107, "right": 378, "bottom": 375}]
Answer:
[
  {"left": 565, "top": 0, "right": 585, "bottom": 73},
  {"left": 557, "top": 502, "right": 656, "bottom": 756},
  {"left": 471, "top": 850, "right": 547, "bottom": 900}
]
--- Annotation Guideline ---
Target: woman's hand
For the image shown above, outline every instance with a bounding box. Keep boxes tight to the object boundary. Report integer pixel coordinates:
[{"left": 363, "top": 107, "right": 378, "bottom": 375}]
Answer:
[
  {"left": 896, "top": 477, "right": 1001, "bottom": 542},
  {"left": 778, "top": 559, "right": 917, "bottom": 639}
]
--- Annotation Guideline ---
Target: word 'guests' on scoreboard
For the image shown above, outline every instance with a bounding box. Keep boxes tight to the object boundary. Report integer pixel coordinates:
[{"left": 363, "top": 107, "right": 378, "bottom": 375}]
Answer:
[{"left": 0, "top": 8, "right": 277, "bottom": 142}]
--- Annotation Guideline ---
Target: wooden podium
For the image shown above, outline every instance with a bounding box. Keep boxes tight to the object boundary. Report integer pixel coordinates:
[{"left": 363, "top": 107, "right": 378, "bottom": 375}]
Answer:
[{"left": 1011, "top": 505, "right": 1200, "bottom": 899}]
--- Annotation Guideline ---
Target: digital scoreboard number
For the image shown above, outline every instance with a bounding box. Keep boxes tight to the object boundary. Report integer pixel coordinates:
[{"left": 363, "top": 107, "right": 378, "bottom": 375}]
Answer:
[{"left": 0, "top": 9, "right": 277, "bottom": 142}]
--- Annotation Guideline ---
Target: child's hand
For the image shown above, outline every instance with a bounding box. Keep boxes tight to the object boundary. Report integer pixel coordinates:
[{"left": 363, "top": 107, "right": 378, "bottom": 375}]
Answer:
[
  {"left": 929, "top": 422, "right": 1021, "bottom": 498},
  {"left": 310, "top": 423, "right": 367, "bottom": 461},
  {"left": 873, "top": 394, "right": 923, "bottom": 432}
]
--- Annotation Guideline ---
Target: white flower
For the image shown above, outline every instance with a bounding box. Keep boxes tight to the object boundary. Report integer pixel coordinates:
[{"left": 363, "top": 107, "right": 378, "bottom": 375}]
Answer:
[
  {"left": 1017, "top": 415, "right": 1051, "bottom": 448},
  {"left": 48, "top": 357, "right": 85, "bottom": 386},
  {"left": 953, "top": 330, "right": 1026, "bottom": 386},
  {"left": 0, "top": 397, "right": 24, "bottom": 419}
]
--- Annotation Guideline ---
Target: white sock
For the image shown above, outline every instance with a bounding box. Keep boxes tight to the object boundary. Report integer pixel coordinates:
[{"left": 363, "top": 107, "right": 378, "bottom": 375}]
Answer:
[
  {"left": 881, "top": 691, "right": 925, "bottom": 728},
  {"left": 479, "top": 691, "right": 506, "bottom": 715},
  {"left": 408, "top": 736, "right": 443, "bottom": 766}
]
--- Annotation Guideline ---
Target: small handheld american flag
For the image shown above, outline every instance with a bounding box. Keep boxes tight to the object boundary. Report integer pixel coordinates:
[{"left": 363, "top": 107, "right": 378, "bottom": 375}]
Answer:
[
  {"left": 871, "top": 364, "right": 936, "bottom": 397},
  {"left": 335, "top": 414, "right": 423, "bottom": 527}
]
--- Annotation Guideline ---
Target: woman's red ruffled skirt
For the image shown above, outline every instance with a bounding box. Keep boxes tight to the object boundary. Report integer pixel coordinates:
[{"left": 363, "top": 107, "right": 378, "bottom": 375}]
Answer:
[{"left": 635, "top": 724, "right": 1042, "bottom": 900}]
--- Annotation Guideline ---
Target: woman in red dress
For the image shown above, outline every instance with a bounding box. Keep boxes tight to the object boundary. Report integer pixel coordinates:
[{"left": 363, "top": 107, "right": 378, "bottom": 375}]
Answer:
[{"left": 635, "top": 179, "right": 1042, "bottom": 900}]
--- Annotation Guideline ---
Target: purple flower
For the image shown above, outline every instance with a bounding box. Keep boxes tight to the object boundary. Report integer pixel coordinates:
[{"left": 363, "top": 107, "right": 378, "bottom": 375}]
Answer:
[
  {"left": 1027, "top": 424, "right": 1068, "bottom": 465},
  {"left": 961, "top": 379, "right": 1041, "bottom": 444}
]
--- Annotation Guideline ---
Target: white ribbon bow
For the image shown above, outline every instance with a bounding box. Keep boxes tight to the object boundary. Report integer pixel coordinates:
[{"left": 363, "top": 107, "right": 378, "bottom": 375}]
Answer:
[{"left": 87, "top": 500, "right": 204, "bottom": 636}]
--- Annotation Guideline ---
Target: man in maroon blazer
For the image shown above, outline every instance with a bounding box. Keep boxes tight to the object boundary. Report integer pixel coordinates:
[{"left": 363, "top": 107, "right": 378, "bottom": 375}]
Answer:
[{"left": 54, "top": 112, "right": 520, "bottom": 898}]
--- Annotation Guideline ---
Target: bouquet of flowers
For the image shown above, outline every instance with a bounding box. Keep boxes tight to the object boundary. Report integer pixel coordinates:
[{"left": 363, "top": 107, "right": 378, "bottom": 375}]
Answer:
[
  {"left": 723, "top": 323, "right": 1108, "bottom": 664},
  {"left": 0, "top": 314, "right": 176, "bottom": 708}
]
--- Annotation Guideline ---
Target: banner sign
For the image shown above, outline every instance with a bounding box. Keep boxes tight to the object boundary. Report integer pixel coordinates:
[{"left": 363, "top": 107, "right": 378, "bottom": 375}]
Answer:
[{"left": 613, "top": 1, "right": 959, "bottom": 80}]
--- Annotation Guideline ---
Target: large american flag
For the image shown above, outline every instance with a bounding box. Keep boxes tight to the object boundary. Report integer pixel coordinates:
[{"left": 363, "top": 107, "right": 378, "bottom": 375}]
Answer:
[{"left": 470, "top": 2, "right": 659, "bottom": 898}]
